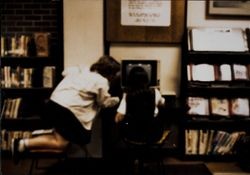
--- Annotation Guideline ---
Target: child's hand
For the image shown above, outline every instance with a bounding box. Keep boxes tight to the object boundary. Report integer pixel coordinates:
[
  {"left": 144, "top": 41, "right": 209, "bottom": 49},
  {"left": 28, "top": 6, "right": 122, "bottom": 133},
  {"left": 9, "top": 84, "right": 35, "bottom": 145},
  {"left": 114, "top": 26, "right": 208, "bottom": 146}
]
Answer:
[
  {"left": 103, "top": 97, "right": 120, "bottom": 107},
  {"left": 115, "top": 113, "right": 125, "bottom": 123}
]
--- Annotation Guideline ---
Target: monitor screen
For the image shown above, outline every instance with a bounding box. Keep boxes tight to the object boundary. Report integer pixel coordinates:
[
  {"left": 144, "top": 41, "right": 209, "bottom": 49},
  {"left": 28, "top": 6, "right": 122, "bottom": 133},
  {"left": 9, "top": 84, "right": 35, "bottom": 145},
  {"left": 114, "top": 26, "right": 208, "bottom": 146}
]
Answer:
[{"left": 121, "top": 60, "right": 160, "bottom": 88}]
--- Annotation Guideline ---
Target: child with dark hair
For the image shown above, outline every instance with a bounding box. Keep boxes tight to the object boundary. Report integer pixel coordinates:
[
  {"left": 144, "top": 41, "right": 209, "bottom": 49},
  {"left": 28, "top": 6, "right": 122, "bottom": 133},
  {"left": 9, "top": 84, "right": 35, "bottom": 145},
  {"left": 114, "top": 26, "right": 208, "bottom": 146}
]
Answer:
[
  {"left": 115, "top": 66, "right": 165, "bottom": 143},
  {"left": 11, "top": 55, "right": 120, "bottom": 163}
]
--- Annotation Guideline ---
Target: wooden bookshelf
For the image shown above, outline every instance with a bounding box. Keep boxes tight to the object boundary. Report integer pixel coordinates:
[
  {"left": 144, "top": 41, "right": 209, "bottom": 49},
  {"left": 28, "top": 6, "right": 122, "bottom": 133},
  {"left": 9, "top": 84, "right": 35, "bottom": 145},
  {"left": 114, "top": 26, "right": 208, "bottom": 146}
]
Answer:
[
  {"left": 180, "top": 27, "right": 250, "bottom": 160},
  {"left": 0, "top": 0, "right": 64, "bottom": 154}
]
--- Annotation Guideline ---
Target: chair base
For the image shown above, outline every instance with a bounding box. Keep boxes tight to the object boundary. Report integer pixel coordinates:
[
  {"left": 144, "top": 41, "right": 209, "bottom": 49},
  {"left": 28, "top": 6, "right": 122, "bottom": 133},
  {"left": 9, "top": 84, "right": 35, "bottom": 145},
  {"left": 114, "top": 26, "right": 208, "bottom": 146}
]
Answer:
[{"left": 123, "top": 130, "right": 170, "bottom": 175}]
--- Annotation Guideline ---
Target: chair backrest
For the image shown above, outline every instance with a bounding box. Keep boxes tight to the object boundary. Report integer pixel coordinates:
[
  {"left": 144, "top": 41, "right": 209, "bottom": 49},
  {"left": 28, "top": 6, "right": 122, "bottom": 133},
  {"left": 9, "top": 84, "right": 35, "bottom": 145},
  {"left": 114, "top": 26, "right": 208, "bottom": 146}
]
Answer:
[{"left": 122, "top": 88, "right": 163, "bottom": 144}]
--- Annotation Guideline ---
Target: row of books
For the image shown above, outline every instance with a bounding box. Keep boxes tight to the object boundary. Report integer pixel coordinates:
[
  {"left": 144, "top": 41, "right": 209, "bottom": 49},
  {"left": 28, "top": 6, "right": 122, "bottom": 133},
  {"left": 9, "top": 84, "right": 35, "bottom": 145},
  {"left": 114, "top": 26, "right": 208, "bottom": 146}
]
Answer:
[
  {"left": 1, "top": 98, "right": 22, "bottom": 119},
  {"left": 187, "top": 97, "right": 250, "bottom": 117},
  {"left": 1, "top": 32, "right": 50, "bottom": 57},
  {"left": 1, "top": 129, "right": 53, "bottom": 151},
  {"left": 187, "top": 64, "right": 250, "bottom": 82},
  {"left": 1, "top": 66, "right": 55, "bottom": 88},
  {"left": 185, "top": 129, "right": 246, "bottom": 155}
]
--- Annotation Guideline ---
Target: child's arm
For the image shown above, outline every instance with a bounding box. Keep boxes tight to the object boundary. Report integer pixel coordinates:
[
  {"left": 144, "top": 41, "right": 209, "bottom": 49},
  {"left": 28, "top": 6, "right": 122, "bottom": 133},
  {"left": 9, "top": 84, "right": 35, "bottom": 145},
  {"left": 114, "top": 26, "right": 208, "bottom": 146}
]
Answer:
[
  {"left": 115, "top": 112, "right": 125, "bottom": 123},
  {"left": 103, "top": 97, "right": 120, "bottom": 108},
  {"left": 96, "top": 88, "right": 119, "bottom": 108},
  {"left": 114, "top": 93, "right": 126, "bottom": 123},
  {"left": 155, "top": 89, "right": 165, "bottom": 107}
]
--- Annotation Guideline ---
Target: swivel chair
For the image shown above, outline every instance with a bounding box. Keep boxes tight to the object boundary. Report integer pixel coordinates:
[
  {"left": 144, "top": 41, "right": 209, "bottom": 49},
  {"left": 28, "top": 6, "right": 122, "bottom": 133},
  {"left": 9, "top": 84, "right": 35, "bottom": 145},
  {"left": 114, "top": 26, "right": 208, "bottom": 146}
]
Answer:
[{"left": 120, "top": 89, "right": 169, "bottom": 175}]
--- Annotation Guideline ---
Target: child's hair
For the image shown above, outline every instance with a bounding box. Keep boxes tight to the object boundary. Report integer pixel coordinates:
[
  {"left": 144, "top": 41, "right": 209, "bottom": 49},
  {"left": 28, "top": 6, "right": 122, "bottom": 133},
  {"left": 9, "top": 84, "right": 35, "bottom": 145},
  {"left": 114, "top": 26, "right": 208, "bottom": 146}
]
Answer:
[
  {"left": 90, "top": 55, "right": 120, "bottom": 81},
  {"left": 126, "top": 65, "right": 153, "bottom": 108},
  {"left": 127, "top": 66, "right": 149, "bottom": 90}
]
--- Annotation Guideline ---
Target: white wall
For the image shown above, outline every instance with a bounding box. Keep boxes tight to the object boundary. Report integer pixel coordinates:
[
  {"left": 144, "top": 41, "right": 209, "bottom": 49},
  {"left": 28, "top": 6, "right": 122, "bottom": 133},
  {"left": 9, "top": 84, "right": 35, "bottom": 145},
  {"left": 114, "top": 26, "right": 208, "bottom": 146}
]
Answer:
[
  {"left": 63, "top": 1, "right": 104, "bottom": 158},
  {"left": 63, "top": 0, "right": 103, "bottom": 68},
  {"left": 187, "top": 1, "right": 250, "bottom": 28},
  {"left": 63, "top": 0, "right": 250, "bottom": 96}
]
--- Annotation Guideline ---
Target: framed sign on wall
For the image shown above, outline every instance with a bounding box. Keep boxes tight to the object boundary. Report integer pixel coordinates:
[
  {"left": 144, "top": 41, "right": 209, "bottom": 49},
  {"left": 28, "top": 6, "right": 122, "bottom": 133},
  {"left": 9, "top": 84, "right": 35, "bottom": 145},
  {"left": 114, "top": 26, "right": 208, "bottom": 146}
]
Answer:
[
  {"left": 105, "top": 0, "right": 186, "bottom": 43},
  {"left": 207, "top": 0, "right": 250, "bottom": 18}
]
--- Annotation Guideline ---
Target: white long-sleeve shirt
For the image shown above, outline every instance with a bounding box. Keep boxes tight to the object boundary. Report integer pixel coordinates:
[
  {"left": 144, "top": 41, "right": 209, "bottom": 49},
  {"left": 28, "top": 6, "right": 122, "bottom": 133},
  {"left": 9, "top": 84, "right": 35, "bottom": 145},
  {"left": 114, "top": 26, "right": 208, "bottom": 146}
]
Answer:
[{"left": 50, "top": 66, "right": 112, "bottom": 130}]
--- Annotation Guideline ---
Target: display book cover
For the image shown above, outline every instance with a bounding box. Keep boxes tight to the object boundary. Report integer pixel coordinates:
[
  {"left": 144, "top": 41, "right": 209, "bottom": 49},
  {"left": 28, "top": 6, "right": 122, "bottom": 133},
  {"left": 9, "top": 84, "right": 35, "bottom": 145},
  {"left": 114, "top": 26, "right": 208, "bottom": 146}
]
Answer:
[{"left": 188, "top": 27, "right": 249, "bottom": 52}]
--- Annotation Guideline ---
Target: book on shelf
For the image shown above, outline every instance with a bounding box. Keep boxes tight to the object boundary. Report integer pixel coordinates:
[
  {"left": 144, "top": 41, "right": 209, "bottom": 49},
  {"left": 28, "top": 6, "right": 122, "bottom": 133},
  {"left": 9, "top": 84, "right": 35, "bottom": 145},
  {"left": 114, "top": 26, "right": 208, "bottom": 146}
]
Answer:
[
  {"left": 1, "top": 36, "right": 4, "bottom": 57},
  {"left": 1, "top": 35, "right": 30, "bottom": 57},
  {"left": 212, "top": 131, "right": 230, "bottom": 155},
  {"left": 187, "top": 64, "right": 192, "bottom": 81},
  {"left": 34, "top": 32, "right": 50, "bottom": 57},
  {"left": 185, "top": 129, "right": 192, "bottom": 155},
  {"left": 210, "top": 130, "right": 223, "bottom": 155},
  {"left": 187, "top": 97, "right": 209, "bottom": 115},
  {"left": 185, "top": 129, "right": 199, "bottom": 155},
  {"left": 11, "top": 67, "right": 21, "bottom": 87},
  {"left": 191, "top": 130, "right": 199, "bottom": 155},
  {"left": 217, "top": 133, "right": 233, "bottom": 155},
  {"left": 191, "top": 64, "right": 215, "bottom": 81},
  {"left": 13, "top": 98, "right": 22, "bottom": 119},
  {"left": 1, "top": 99, "right": 9, "bottom": 118},
  {"left": 14, "top": 35, "right": 29, "bottom": 57},
  {"left": 210, "top": 97, "right": 230, "bottom": 117},
  {"left": 232, "top": 64, "right": 249, "bottom": 80},
  {"left": 3, "top": 99, "right": 12, "bottom": 118},
  {"left": 219, "top": 64, "right": 232, "bottom": 81},
  {"left": 23, "top": 68, "right": 34, "bottom": 88},
  {"left": 43, "top": 66, "right": 56, "bottom": 88},
  {"left": 1, "top": 98, "right": 22, "bottom": 119},
  {"left": 9, "top": 99, "right": 16, "bottom": 118},
  {"left": 189, "top": 27, "right": 249, "bottom": 52},
  {"left": 199, "top": 130, "right": 209, "bottom": 155},
  {"left": 231, "top": 98, "right": 250, "bottom": 117},
  {"left": 205, "top": 130, "right": 215, "bottom": 155},
  {"left": 3, "top": 66, "right": 11, "bottom": 88}
]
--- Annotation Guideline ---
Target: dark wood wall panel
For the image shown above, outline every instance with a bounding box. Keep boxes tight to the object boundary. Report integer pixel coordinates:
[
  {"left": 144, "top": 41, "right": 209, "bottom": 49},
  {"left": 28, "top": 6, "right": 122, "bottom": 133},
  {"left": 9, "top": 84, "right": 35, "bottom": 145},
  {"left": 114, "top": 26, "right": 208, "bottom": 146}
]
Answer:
[{"left": 105, "top": 0, "right": 186, "bottom": 43}]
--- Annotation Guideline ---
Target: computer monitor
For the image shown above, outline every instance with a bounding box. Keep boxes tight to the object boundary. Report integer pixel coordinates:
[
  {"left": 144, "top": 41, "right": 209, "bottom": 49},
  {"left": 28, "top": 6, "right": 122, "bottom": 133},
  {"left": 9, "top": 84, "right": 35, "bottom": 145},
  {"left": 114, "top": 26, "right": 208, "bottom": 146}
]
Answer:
[{"left": 121, "top": 59, "right": 160, "bottom": 88}]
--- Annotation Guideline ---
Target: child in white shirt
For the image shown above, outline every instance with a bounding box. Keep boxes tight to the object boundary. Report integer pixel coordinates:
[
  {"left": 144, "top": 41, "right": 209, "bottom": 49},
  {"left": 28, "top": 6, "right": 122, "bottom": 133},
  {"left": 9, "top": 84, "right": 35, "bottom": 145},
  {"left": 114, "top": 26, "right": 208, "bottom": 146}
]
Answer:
[{"left": 12, "top": 55, "right": 120, "bottom": 163}]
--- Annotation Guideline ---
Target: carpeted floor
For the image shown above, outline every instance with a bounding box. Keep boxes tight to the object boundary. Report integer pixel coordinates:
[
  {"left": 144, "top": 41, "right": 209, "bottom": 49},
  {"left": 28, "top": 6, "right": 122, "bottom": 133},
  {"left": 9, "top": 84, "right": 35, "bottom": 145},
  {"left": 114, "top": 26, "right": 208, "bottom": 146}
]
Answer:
[
  {"left": 163, "top": 164, "right": 212, "bottom": 175},
  {"left": 2, "top": 158, "right": 212, "bottom": 175}
]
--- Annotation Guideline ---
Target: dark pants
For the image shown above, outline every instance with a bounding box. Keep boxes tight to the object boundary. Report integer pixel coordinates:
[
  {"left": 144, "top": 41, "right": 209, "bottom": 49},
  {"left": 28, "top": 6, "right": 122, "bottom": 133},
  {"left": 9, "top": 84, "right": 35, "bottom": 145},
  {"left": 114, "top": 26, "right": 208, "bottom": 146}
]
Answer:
[{"left": 42, "top": 100, "right": 91, "bottom": 145}]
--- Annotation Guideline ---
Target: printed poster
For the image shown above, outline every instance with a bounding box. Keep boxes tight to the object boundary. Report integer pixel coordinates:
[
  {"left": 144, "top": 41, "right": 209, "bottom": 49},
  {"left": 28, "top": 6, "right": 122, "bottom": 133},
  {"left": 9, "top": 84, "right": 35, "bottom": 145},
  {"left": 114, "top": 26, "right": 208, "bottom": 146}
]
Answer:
[{"left": 121, "top": 0, "right": 171, "bottom": 26}]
